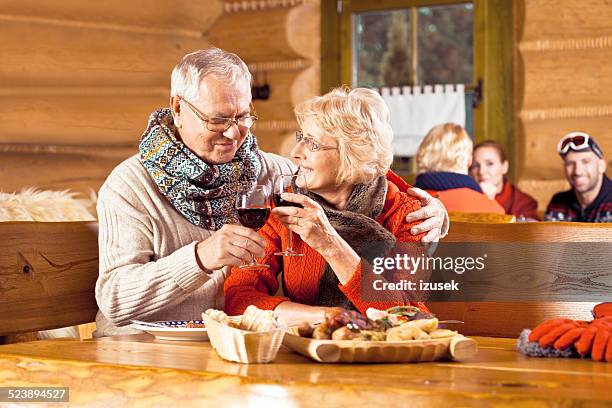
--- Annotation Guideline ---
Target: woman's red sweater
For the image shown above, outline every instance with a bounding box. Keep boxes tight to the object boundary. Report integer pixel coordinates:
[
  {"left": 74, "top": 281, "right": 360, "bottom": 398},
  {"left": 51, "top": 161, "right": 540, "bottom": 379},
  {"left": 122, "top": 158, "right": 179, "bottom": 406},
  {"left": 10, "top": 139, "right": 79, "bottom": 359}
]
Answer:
[
  {"left": 495, "top": 180, "right": 540, "bottom": 220},
  {"left": 224, "top": 180, "right": 429, "bottom": 316}
]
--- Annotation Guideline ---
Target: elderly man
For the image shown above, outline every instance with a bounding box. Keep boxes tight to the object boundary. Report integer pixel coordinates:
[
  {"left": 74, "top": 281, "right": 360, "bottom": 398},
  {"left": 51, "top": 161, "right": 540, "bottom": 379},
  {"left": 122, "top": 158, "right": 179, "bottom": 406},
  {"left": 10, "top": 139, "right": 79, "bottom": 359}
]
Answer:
[
  {"left": 545, "top": 132, "right": 611, "bottom": 222},
  {"left": 94, "top": 47, "right": 448, "bottom": 336}
]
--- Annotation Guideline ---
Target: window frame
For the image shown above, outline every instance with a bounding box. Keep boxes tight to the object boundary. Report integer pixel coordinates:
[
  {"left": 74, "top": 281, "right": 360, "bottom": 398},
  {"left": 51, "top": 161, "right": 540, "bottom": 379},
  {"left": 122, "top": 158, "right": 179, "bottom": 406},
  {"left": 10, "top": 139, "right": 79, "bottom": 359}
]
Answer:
[{"left": 321, "top": 0, "right": 515, "bottom": 180}]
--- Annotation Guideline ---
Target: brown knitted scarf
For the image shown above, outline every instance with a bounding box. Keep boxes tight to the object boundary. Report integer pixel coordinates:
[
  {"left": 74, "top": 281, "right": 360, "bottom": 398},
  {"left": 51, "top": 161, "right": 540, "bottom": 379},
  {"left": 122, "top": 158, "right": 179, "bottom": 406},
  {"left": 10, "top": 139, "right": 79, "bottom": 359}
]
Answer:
[{"left": 307, "top": 176, "right": 397, "bottom": 310}]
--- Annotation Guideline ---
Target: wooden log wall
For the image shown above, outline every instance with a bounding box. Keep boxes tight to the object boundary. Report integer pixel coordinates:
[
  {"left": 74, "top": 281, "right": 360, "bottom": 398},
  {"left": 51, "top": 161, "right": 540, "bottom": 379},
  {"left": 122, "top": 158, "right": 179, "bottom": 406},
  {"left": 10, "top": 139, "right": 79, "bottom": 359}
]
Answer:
[
  {"left": 7, "top": 0, "right": 611, "bottom": 213},
  {"left": 0, "top": 0, "right": 319, "bottom": 197},
  {"left": 514, "top": 0, "right": 612, "bottom": 209},
  {"left": 0, "top": 1, "right": 219, "bottom": 196}
]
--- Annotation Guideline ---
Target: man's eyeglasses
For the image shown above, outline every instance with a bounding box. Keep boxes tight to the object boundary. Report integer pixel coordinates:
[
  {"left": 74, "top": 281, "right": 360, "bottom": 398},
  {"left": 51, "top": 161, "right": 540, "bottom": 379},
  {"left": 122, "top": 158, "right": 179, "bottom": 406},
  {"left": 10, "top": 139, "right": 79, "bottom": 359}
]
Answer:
[
  {"left": 179, "top": 97, "right": 258, "bottom": 133},
  {"left": 295, "top": 131, "right": 338, "bottom": 152},
  {"left": 557, "top": 131, "right": 603, "bottom": 158}
]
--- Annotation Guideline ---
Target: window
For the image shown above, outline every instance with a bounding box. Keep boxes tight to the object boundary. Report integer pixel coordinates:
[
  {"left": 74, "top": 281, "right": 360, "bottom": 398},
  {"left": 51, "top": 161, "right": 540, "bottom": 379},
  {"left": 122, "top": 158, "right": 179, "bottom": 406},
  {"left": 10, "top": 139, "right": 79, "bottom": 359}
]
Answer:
[
  {"left": 321, "top": 0, "right": 514, "bottom": 181},
  {"left": 353, "top": 4, "right": 473, "bottom": 88},
  {"left": 351, "top": 3, "right": 474, "bottom": 176}
]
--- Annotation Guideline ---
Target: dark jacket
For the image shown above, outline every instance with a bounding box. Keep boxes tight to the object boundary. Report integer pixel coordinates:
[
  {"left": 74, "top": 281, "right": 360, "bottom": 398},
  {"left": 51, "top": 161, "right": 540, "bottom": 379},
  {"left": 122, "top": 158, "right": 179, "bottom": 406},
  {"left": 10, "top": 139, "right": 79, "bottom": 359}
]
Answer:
[
  {"left": 545, "top": 175, "right": 612, "bottom": 222},
  {"left": 415, "top": 171, "right": 505, "bottom": 214}
]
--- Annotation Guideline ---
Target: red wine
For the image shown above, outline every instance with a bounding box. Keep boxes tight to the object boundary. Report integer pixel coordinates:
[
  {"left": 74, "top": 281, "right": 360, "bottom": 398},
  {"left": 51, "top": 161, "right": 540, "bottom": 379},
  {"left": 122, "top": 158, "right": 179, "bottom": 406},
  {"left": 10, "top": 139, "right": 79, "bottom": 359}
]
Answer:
[
  {"left": 273, "top": 193, "right": 303, "bottom": 208},
  {"left": 237, "top": 207, "right": 271, "bottom": 230}
]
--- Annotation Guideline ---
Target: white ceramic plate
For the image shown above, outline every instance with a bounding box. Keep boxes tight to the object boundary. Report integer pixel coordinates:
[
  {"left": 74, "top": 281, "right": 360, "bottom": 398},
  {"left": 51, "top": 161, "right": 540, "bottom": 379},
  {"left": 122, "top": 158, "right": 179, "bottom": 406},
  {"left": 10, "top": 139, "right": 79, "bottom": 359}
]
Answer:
[{"left": 131, "top": 320, "right": 209, "bottom": 341}]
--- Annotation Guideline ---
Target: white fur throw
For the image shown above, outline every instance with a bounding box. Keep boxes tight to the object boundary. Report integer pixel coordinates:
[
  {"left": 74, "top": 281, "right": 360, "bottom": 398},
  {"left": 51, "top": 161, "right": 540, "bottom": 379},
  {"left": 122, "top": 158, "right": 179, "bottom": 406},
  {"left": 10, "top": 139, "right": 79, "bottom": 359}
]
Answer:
[
  {"left": 0, "top": 188, "right": 97, "bottom": 340},
  {"left": 0, "top": 188, "right": 96, "bottom": 222}
]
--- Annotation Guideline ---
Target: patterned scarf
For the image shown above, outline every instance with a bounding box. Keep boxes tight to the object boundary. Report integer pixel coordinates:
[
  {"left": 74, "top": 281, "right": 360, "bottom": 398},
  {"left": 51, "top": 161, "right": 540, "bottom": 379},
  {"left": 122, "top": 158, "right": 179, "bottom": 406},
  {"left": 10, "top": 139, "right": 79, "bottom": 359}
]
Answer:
[
  {"left": 139, "top": 108, "right": 262, "bottom": 230},
  {"left": 309, "top": 176, "right": 397, "bottom": 310}
]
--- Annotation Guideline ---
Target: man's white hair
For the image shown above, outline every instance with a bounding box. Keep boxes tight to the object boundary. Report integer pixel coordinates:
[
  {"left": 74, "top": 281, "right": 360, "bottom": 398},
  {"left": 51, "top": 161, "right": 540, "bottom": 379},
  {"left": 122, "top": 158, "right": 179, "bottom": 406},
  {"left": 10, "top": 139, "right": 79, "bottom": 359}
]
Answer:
[{"left": 170, "top": 47, "right": 252, "bottom": 102}]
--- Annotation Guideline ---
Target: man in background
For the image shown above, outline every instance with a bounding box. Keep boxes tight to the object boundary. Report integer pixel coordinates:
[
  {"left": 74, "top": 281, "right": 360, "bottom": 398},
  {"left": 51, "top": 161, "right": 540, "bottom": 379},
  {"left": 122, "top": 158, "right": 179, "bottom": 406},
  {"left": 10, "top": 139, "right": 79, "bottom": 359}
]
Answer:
[{"left": 545, "top": 132, "right": 611, "bottom": 222}]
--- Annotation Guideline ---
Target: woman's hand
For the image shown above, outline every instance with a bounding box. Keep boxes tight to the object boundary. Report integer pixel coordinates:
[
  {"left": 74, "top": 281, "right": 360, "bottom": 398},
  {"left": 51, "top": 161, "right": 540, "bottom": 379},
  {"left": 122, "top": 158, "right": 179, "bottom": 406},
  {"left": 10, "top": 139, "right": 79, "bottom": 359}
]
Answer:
[
  {"left": 271, "top": 192, "right": 341, "bottom": 256},
  {"left": 274, "top": 301, "right": 327, "bottom": 327},
  {"left": 271, "top": 192, "right": 360, "bottom": 284},
  {"left": 479, "top": 181, "right": 497, "bottom": 200},
  {"left": 403, "top": 187, "right": 449, "bottom": 243}
]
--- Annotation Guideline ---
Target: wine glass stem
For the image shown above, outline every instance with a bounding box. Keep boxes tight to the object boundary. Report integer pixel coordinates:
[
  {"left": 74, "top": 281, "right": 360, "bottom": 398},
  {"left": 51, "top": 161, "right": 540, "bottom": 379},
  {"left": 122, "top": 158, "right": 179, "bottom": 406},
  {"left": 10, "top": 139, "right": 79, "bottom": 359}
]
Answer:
[{"left": 287, "top": 230, "right": 294, "bottom": 252}]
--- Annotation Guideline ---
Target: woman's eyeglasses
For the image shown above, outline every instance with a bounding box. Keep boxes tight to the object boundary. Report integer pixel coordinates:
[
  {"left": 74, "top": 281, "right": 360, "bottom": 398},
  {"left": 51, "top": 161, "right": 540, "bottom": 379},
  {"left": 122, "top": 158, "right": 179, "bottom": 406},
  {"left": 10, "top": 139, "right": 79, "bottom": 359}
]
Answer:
[
  {"left": 179, "top": 97, "right": 258, "bottom": 133},
  {"left": 295, "top": 131, "right": 338, "bottom": 152}
]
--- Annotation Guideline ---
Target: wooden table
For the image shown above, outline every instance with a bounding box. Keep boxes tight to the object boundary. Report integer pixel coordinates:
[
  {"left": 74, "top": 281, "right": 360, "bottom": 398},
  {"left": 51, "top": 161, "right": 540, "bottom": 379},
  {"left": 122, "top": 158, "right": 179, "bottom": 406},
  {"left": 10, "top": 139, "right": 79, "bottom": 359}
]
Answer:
[{"left": 0, "top": 335, "right": 610, "bottom": 407}]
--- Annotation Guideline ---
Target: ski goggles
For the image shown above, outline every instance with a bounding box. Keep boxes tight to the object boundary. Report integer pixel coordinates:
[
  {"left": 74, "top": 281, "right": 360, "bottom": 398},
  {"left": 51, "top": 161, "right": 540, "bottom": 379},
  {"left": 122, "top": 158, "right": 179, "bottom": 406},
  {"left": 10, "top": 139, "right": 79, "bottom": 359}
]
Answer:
[{"left": 557, "top": 132, "right": 603, "bottom": 158}]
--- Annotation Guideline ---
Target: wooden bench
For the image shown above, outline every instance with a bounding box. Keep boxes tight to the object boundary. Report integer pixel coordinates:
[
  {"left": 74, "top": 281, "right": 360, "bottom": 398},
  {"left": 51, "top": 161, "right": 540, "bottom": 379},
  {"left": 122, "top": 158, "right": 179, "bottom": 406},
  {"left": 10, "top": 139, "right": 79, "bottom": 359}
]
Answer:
[
  {"left": 428, "top": 221, "right": 612, "bottom": 337},
  {"left": 448, "top": 211, "right": 515, "bottom": 224},
  {"left": 0, "top": 221, "right": 99, "bottom": 343},
  {"left": 2, "top": 219, "right": 609, "bottom": 342}
]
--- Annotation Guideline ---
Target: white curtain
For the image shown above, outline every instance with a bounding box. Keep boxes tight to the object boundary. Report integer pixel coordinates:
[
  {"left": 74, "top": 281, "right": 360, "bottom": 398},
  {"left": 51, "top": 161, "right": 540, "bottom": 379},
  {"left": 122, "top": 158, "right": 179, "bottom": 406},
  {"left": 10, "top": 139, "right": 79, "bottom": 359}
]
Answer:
[{"left": 380, "top": 84, "right": 466, "bottom": 157}]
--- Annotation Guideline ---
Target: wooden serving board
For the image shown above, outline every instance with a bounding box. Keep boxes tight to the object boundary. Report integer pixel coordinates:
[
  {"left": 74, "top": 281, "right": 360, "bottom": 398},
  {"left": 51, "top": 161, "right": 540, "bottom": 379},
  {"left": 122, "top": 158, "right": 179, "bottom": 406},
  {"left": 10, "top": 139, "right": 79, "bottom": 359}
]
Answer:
[{"left": 282, "top": 333, "right": 477, "bottom": 363}]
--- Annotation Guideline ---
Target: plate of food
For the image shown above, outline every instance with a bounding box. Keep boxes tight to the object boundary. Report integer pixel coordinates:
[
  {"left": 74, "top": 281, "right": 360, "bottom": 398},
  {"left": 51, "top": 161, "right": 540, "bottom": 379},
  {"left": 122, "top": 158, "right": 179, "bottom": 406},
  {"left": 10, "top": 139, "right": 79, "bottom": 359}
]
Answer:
[
  {"left": 283, "top": 306, "right": 477, "bottom": 363},
  {"left": 131, "top": 320, "right": 209, "bottom": 341}
]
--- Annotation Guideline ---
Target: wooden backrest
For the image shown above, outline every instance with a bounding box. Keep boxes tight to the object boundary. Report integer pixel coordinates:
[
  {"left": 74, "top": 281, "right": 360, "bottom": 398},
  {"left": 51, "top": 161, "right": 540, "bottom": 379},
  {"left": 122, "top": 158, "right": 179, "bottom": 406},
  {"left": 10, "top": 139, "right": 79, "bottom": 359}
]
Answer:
[
  {"left": 0, "top": 221, "right": 99, "bottom": 337},
  {"left": 448, "top": 211, "right": 515, "bottom": 224},
  {"left": 428, "top": 221, "right": 612, "bottom": 337},
  {"left": 443, "top": 220, "right": 612, "bottom": 243},
  {"left": 2, "top": 220, "right": 607, "bottom": 339}
]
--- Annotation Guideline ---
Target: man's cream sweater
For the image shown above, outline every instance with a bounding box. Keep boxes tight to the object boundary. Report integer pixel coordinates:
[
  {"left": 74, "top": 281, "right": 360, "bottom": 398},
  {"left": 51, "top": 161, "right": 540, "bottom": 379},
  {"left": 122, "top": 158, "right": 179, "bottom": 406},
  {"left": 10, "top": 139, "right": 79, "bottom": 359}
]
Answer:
[{"left": 94, "top": 152, "right": 294, "bottom": 337}]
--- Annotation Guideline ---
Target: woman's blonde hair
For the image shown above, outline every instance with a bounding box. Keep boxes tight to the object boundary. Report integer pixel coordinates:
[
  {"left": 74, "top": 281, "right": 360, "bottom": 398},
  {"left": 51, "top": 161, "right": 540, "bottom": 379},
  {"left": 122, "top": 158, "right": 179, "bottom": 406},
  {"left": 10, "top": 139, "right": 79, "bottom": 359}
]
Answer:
[
  {"left": 416, "top": 123, "right": 473, "bottom": 174},
  {"left": 294, "top": 87, "right": 394, "bottom": 185}
]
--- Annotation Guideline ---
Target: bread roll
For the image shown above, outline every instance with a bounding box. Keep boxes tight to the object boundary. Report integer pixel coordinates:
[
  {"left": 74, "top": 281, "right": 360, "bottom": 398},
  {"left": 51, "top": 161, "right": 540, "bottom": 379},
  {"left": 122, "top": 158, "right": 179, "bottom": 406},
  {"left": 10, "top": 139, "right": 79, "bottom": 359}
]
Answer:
[
  {"left": 239, "top": 305, "right": 279, "bottom": 332},
  {"left": 429, "top": 329, "right": 458, "bottom": 339},
  {"left": 386, "top": 325, "right": 430, "bottom": 341},
  {"left": 402, "top": 318, "right": 439, "bottom": 333}
]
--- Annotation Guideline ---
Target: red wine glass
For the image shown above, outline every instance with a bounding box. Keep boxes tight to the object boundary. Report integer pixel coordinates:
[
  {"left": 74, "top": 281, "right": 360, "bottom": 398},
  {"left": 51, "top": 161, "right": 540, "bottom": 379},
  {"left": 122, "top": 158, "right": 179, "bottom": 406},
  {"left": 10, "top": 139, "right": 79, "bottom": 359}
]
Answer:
[
  {"left": 273, "top": 174, "right": 305, "bottom": 257},
  {"left": 236, "top": 185, "right": 271, "bottom": 269}
]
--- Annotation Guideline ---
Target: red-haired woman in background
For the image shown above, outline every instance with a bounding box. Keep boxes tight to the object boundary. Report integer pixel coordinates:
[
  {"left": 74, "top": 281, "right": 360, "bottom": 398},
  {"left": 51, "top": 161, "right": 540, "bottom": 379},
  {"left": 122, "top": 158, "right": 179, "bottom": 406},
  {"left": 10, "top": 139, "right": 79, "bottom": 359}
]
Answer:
[{"left": 470, "top": 140, "right": 539, "bottom": 221}]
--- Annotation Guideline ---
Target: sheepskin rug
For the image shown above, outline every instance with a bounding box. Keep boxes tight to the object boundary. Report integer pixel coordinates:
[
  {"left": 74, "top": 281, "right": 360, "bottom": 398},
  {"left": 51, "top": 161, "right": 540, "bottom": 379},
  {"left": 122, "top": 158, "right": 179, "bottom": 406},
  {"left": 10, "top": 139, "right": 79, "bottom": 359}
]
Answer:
[
  {"left": 0, "top": 188, "right": 96, "bottom": 222},
  {"left": 0, "top": 188, "right": 97, "bottom": 340}
]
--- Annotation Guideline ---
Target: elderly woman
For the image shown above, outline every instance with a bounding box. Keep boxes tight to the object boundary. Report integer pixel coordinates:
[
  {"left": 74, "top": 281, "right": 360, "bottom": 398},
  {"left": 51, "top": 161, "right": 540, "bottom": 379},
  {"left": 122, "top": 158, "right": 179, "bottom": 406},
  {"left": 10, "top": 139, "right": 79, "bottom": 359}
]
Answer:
[
  {"left": 470, "top": 140, "right": 539, "bottom": 220},
  {"left": 414, "top": 123, "right": 505, "bottom": 214},
  {"left": 224, "top": 87, "right": 429, "bottom": 324}
]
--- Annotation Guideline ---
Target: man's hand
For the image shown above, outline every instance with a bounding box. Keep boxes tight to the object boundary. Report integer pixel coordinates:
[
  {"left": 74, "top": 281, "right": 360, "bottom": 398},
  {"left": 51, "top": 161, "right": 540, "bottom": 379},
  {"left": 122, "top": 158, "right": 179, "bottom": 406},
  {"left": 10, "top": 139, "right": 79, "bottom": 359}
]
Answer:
[
  {"left": 196, "top": 224, "right": 267, "bottom": 271},
  {"left": 403, "top": 187, "right": 449, "bottom": 244}
]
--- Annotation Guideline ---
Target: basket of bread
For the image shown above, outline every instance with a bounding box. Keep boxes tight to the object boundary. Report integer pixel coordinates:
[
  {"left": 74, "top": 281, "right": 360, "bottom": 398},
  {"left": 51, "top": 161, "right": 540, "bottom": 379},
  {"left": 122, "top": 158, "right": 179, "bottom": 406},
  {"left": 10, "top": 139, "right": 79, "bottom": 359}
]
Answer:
[
  {"left": 283, "top": 306, "right": 477, "bottom": 363},
  {"left": 202, "top": 305, "right": 286, "bottom": 364}
]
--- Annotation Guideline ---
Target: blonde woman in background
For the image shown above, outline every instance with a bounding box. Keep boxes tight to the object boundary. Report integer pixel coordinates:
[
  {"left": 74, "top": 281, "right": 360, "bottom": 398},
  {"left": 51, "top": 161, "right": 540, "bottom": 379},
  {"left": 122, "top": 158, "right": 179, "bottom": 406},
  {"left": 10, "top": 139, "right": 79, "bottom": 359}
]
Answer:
[{"left": 414, "top": 123, "right": 505, "bottom": 214}]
